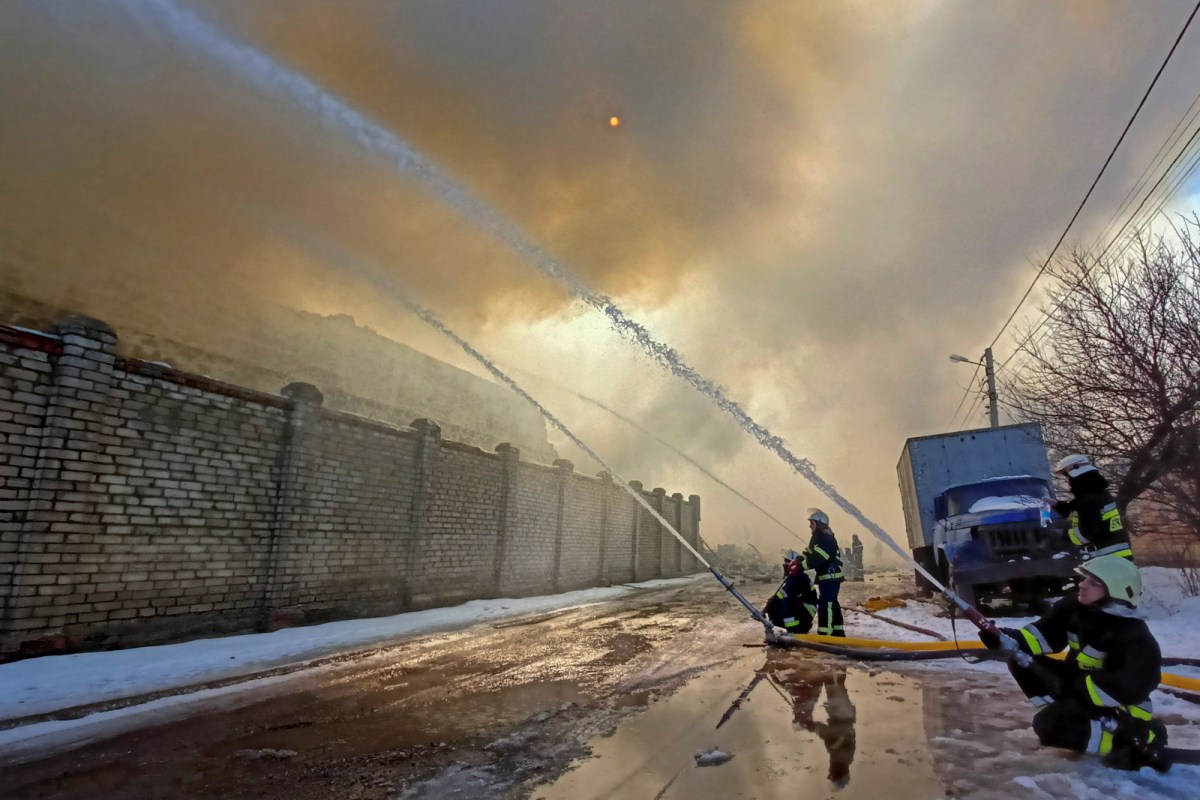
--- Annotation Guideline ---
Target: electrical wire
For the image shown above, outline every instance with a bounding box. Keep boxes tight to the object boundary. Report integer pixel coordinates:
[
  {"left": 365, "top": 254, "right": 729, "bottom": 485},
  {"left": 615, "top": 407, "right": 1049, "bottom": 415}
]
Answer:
[
  {"left": 946, "top": 362, "right": 983, "bottom": 429},
  {"left": 1091, "top": 86, "right": 1200, "bottom": 250},
  {"left": 969, "top": 0, "right": 1200, "bottom": 391},
  {"left": 984, "top": 0, "right": 1200, "bottom": 354},
  {"left": 997, "top": 116, "right": 1200, "bottom": 373},
  {"left": 951, "top": 2, "right": 1200, "bottom": 419}
]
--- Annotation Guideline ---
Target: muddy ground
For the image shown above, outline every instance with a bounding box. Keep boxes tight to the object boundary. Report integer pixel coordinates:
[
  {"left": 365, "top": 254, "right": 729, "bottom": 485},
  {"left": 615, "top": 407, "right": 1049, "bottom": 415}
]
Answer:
[{"left": 7, "top": 570, "right": 1177, "bottom": 800}]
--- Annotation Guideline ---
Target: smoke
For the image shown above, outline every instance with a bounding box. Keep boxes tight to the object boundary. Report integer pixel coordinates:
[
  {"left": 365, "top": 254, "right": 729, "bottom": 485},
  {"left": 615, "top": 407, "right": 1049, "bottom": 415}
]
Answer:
[{"left": 4, "top": 1, "right": 1200, "bottom": 552}]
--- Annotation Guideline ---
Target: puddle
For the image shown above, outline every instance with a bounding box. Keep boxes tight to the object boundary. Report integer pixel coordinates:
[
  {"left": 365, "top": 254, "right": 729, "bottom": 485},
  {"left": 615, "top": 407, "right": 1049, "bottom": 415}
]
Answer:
[
  {"left": 534, "top": 649, "right": 945, "bottom": 799},
  {"left": 584, "top": 633, "right": 651, "bottom": 667},
  {"left": 229, "top": 678, "right": 590, "bottom": 759},
  {"left": 394, "top": 764, "right": 511, "bottom": 800}
]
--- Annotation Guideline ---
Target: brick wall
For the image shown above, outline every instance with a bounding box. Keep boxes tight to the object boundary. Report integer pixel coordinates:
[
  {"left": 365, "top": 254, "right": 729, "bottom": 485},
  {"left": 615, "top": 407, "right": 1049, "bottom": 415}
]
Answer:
[
  {"left": 558, "top": 465, "right": 606, "bottom": 591},
  {"left": 601, "top": 475, "right": 636, "bottom": 584},
  {"left": 0, "top": 318, "right": 702, "bottom": 658}
]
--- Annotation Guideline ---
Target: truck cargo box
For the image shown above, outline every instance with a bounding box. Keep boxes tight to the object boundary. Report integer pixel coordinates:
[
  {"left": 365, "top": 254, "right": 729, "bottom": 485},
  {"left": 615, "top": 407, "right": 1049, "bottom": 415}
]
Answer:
[
  {"left": 896, "top": 422, "right": 1074, "bottom": 606},
  {"left": 897, "top": 423, "right": 1051, "bottom": 551}
]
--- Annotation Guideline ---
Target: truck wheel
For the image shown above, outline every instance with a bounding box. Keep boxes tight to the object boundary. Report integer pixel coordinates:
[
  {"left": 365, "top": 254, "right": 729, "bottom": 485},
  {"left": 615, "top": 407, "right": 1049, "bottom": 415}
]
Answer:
[
  {"left": 954, "top": 581, "right": 977, "bottom": 609},
  {"left": 912, "top": 547, "right": 935, "bottom": 596},
  {"left": 933, "top": 551, "right": 950, "bottom": 588}
]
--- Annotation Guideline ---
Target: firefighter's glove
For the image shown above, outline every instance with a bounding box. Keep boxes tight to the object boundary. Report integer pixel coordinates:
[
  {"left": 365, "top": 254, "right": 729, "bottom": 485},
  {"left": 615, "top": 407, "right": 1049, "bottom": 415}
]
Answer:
[{"left": 979, "top": 627, "right": 1019, "bottom": 652}]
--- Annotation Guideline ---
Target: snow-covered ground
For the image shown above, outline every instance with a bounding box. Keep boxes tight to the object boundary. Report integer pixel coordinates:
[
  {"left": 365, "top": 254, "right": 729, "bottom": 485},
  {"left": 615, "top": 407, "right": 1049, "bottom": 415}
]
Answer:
[
  {"left": 2, "top": 567, "right": 1199, "bottom": 798},
  {"left": 0, "top": 577, "right": 702, "bottom": 759},
  {"left": 851, "top": 566, "right": 1200, "bottom": 662},
  {"left": 849, "top": 567, "right": 1200, "bottom": 697},
  {"left": 851, "top": 566, "right": 1200, "bottom": 799}
]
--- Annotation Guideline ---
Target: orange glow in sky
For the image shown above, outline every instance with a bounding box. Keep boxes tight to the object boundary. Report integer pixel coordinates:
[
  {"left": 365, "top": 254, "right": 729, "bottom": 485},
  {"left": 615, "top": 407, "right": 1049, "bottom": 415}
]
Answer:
[{"left": 608, "top": 115, "right": 620, "bottom": 128}]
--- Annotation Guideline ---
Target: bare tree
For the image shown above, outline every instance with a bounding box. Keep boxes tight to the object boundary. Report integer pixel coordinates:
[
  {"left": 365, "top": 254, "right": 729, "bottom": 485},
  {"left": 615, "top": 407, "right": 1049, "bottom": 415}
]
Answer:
[{"left": 1003, "top": 218, "right": 1200, "bottom": 543}]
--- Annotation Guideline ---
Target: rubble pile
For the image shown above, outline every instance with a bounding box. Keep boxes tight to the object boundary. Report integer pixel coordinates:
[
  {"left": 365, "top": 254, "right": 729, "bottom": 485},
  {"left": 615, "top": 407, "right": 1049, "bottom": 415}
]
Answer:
[{"left": 709, "top": 544, "right": 777, "bottom": 582}]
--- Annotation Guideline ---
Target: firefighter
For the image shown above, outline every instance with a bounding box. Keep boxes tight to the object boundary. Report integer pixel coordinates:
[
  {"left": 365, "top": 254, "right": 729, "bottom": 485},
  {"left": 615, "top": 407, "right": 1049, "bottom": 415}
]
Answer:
[
  {"left": 851, "top": 534, "right": 865, "bottom": 581},
  {"left": 1049, "top": 453, "right": 1131, "bottom": 561},
  {"left": 764, "top": 550, "right": 818, "bottom": 633},
  {"left": 802, "top": 508, "right": 845, "bottom": 636},
  {"left": 981, "top": 555, "right": 1166, "bottom": 770}
]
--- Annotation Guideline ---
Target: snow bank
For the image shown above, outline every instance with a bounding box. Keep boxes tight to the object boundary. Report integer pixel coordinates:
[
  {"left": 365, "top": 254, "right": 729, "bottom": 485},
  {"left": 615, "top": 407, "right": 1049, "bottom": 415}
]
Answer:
[{"left": 0, "top": 575, "right": 704, "bottom": 722}]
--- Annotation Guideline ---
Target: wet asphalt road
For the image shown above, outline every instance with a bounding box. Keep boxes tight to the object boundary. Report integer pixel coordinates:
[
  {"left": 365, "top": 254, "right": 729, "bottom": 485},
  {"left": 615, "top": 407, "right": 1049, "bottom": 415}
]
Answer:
[{"left": 0, "top": 572, "right": 1041, "bottom": 800}]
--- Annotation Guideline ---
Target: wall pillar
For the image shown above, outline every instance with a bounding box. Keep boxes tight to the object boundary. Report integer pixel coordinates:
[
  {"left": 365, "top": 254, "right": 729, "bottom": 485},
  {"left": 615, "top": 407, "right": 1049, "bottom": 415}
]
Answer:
[
  {"left": 401, "top": 418, "right": 443, "bottom": 606},
  {"left": 3, "top": 317, "right": 118, "bottom": 657},
  {"left": 653, "top": 487, "right": 668, "bottom": 578},
  {"left": 596, "top": 471, "right": 612, "bottom": 584},
  {"left": 671, "top": 492, "right": 685, "bottom": 574},
  {"left": 260, "top": 382, "right": 323, "bottom": 630},
  {"left": 551, "top": 459, "right": 573, "bottom": 592},
  {"left": 628, "top": 480, "right": 643, "bottom": 582},
  {"left": 688, "top": 494, "right": 703, "bottom": 572},
  {"left": 492, "top": 443, "right": 520, "bottom": 595}
]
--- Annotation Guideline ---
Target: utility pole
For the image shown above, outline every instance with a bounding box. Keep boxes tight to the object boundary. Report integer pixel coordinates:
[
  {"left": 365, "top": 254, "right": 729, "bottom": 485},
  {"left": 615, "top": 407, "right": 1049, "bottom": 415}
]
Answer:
[
  {"left": 984, "top": 347, "right": 999, "bottom": 428},
  {"left": 950, "top": 349, "right": 1001, "bottom": 428}
]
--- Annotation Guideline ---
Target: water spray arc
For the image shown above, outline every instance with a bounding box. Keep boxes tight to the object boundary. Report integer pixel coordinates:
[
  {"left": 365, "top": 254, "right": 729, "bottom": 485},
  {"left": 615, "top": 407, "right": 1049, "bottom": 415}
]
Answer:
[
  {"left": 285, "top": 233, "right": 771, "bottom": 630},
  {"left": 131, "top": 0, "right": 960, "bottom": 609},
  {"left": 515, "top": 369, "right": 806, "bottom": 543}
]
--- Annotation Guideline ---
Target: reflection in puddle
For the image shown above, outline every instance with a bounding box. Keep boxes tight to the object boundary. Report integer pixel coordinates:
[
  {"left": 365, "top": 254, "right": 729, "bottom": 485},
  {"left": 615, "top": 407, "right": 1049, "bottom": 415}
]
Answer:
[
  {"left": 535, "top": 649, "right": 945, "bottom": 799},
  {"left": 763, "top": 653, "right": 857, "bottom": 786}
]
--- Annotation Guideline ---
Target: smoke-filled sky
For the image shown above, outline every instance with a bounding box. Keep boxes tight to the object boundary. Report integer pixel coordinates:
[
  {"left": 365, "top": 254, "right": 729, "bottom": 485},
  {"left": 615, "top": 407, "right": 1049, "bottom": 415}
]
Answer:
[{"left": 3, "top": 1, "right": 1200, "bottom": 561}]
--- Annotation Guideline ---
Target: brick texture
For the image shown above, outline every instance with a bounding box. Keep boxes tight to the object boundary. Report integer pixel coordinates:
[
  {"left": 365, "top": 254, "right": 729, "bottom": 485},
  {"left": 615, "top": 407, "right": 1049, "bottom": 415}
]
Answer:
[{"left": 0, "top": 319, "right": 702, "bottom": 658}]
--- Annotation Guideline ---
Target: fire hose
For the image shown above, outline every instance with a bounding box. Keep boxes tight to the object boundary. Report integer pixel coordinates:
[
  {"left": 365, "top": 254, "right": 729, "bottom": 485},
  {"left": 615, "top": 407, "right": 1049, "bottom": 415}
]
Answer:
[
  {"left": 772, "top": 628, "right": 1199, "bottom": 772},
  {"left": 773, "top": 632, "right": 1200, "bottom": 691}
]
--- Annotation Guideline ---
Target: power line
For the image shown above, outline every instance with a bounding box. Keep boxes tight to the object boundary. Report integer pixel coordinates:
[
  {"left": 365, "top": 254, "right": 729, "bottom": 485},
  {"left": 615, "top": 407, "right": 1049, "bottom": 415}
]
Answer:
[
  {"left": 1097, "top": 142, "right": 1200, "bottom": 290},
  {"left": 1006, "top": 123, "right": 1200, "bottom": 370},
  {"left": 946, "top": 362, "right": 982, "bottom": 429},
  {"left": 1091, "top": 86, "right": 1200, "bottom": 249},
  {"left": 1094, "top": 119, "right": 1200, "bottom": 265},
  {"left": 985, "top": 0, "right": 1200, "bottom": 353},
  {"left": 961, "top": 389, "right": 987, "bottom": 429},
  {"left": 997, "top": 116, "right": 1200, "bottom": 372}
]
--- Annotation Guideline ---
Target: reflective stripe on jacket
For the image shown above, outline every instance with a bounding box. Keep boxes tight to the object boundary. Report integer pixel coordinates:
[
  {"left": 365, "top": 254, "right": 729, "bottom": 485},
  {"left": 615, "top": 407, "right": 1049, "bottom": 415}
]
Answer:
[
  {"left": 1013, "top": 595, "right": 1160, "bottom": 721},
  {"left": 802, "top": 526, "right": 844, "bottom": 582}
]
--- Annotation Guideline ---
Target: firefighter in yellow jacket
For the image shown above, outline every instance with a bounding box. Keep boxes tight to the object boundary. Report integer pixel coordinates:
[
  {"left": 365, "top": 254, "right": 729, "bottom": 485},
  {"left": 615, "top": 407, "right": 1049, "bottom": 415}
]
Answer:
[
  {"left": 981, "top": 555, "right": 1166, "bottom": 770},
  {"left": 801, "top": 508, "right": 845, "bottom": 637},
  {"left": 1049, "top": 454, "right": 1131, "bottom": 561}
]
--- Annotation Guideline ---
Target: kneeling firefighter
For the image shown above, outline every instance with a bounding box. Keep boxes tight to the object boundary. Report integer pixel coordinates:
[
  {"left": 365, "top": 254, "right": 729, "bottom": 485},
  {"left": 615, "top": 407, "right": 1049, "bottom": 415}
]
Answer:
[
  {"left": 802, "top": 508, "right": 845, "bottom": 637},
  {"left": 765, "top": 550, "right": 819, "bottom": 633},
  {"left": 981, "top": 555, "right": 1166, "bottom": 770}
]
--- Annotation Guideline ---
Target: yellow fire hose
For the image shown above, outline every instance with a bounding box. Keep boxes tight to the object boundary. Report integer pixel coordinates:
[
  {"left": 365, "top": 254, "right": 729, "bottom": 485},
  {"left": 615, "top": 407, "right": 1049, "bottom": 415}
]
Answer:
[{"left": 782, "top": 633, "right": 1200, "bottom": 693}]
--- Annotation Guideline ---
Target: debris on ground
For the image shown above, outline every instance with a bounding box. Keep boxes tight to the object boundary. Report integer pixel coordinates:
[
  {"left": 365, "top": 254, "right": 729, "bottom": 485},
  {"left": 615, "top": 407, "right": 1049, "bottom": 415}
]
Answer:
[
  {"left": 694, "top": 748, "right": 734, "bottom": 767},
  {"left": 863, "top": 597, "right": 907, "bottom": 611},
  {"left": 235, "top": 748, "right": 298, "bottom": 760}
]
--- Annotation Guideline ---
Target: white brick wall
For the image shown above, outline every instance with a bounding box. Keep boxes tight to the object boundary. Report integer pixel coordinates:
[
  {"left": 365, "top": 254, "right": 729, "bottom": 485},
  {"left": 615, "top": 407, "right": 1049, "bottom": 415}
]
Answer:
[{"left": 0, "top": 319, "right": 702, "bottom": 658}]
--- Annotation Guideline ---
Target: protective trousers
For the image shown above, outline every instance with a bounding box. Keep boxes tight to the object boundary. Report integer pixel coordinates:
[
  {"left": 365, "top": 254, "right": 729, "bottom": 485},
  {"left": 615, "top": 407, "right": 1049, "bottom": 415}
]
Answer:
[
  {"left": 765, "top": 595, "right": 815, "bottom": 634},
  {"left": 1007, "top": 656, "right": 1159, "bottom": 760},
  {"left": 817, "top": 580, "right": 844, "bottom": 637}
]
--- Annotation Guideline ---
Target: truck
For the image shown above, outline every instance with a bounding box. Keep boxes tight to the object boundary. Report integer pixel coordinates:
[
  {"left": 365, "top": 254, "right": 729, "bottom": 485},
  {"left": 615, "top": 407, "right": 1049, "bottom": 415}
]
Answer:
[{"left": 896, "top": 422, "right": 1078, "bottom": 608}]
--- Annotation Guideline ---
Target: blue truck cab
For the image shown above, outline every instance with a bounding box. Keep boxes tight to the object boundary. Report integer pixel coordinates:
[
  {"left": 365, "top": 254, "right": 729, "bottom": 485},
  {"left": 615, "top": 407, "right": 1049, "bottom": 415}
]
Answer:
[{"left": 898, "top": 424, "right": 1077, "bottom": 607}]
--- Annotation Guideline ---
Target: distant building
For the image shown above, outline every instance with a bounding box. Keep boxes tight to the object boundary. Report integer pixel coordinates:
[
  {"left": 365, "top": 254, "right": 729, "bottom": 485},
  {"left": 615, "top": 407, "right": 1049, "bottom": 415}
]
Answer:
[{"left": 0, "top": 285, "right": 557, "bottom": 462}]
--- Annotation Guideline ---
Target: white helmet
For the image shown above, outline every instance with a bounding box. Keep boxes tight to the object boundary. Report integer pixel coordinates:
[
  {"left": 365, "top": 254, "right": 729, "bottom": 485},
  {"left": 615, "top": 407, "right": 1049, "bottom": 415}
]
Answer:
[
  {"left": 1054, "top": 453, "right": 1097, "bottom": 478},
  {"left": 1076, "top": 555, "right": 1142, "bottom": 607},
  {"left": 807, "top": 508, "right": 829, "bottom": 525}
]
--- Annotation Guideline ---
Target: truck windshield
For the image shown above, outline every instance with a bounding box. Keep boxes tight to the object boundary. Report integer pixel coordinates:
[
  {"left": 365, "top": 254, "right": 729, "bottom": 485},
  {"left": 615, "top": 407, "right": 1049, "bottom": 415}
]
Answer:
[{"left": 943, "top": 478, "right": 1050, "bottom": 516}]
